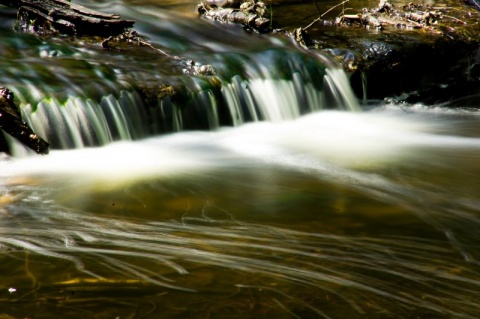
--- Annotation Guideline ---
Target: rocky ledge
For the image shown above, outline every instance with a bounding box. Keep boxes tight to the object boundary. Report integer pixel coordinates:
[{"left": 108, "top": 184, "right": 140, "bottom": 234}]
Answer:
[{"left": 199, "top": 0, "right": 480, "bottom": 101}]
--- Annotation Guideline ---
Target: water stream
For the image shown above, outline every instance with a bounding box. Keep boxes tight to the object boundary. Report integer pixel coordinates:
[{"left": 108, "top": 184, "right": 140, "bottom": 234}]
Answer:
[{"left": 1, "top": 1, "right": 480, "bottom": 318}]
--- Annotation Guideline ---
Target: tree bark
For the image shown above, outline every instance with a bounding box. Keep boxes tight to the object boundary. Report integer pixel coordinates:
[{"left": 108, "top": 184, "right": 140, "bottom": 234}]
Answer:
[{"left": 0, "top": 0, "right": 134, "bottom": 36}]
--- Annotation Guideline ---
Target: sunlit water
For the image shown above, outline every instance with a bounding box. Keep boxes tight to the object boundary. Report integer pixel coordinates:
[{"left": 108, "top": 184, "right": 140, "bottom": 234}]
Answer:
[
  {"left": 2, "top": 109, "right": 480, "bottom": 318},
  {"left": 1, "top": 0, "right": 480, "bottom": 318}
]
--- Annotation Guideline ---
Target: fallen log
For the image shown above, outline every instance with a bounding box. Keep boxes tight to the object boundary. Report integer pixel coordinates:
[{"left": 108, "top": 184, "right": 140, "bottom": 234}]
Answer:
[
  {"left": 198, "top": 0, "right": 271, "bottom": 33},
  {"left": 0, "top": 87, "right": 49, "bottom": 155},
  {"left": 334, "top": 1, "right": 444, "bottom": 31},
  {"left": 0, "top": 0, "right": 134, "bottom": 36}
]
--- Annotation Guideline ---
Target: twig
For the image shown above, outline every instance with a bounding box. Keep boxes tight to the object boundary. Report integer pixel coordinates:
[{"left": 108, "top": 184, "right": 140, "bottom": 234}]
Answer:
[
  {"left": 443, "top": 14, "right": 466, "bottom": 24},
  {"left": 313, "top": 0, "right": 322, "bottom": 16},
  {"left": 303, "top": 17, "right": 320, "bottom": 30},
  {"left": 321, "top": 0, "right": 350, "bottom": 18},
  {"left": 304, "top": 0, "right": 350, "bottom": 30}
]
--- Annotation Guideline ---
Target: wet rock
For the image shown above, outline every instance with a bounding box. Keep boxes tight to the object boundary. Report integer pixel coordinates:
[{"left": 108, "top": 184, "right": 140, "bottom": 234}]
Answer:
[
  {"left": 101, "top": 30, "right": 216, "bottom": 76},
  {"left": 273, "top": 0, "right": 480, "bottom": 100},
  {"left": 0, "top": 87, "right": 49, "bottom": 155},
  {"left": 342, "top": 31, "right": 478, "bottom": 99}
]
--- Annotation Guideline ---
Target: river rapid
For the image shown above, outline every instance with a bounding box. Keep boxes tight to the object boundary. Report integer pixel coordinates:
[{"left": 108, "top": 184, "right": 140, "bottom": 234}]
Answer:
[{"left": 1, "top": 1, "right": 480, "bottom": 318}]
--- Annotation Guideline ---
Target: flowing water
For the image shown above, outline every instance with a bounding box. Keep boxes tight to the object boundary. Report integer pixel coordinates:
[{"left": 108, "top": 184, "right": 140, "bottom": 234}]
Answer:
[{"left": 1, "top": 1, "right": 480, "bottom": 318}]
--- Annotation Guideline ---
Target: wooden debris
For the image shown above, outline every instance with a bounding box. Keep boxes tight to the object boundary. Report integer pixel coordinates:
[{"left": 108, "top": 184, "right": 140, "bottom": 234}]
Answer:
[
  {"left": 0, "top": 0, "right": 134, "bottom": 36},
  {"left": 198, "top": 0, "right": 271, "bottom": 33},
  {"left": 335, "top": 0, "right": 444, "bottom": 30},
  {"left": 0, "top": 87, "right": 49, "bottom": 155}
]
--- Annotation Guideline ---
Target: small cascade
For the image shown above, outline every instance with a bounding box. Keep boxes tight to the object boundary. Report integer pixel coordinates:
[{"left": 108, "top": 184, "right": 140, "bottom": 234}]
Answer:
[
  {"left": 222, "top": 69, "right": 359, "bottom": 124},
  {"left": 3, "top": 33, "right": 360, "bottom": 155},
  {"left": 8, "top": 61, "right": 358, "bottom": 155},
  {"left": 15, "top": 90, "right": 148, "bottom": 150}
]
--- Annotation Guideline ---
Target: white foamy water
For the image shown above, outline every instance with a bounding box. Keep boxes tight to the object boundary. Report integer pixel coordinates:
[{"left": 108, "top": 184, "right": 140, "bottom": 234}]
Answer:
[
  {"left": 1, "top": 108, "right": 480, "bottom": 318},
  {"left": 2, "top": 110, "right": 479, "bottom": 184}
]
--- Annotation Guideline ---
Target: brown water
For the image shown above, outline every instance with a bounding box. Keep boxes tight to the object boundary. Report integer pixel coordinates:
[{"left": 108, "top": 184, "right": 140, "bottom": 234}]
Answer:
[
  {"left": 2, "top": 109, "right": 480, "bottom": 318},
  {"left": 1, "top": 0, "right": 480, "bottom": 318}
]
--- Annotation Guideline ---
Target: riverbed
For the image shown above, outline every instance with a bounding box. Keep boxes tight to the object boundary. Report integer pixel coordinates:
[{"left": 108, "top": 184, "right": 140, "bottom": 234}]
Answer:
[{"left": 1, "top": 1, "right": 480, "bottom": 318}]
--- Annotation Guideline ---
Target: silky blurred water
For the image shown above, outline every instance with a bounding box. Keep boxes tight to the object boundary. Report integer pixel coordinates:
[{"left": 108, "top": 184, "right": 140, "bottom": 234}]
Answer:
[
  {"left": 2, "top": 108, "right": 480, "bottom": 318},
  {"left": 1, "top": 1, "right": 480, "bottom": 318}
]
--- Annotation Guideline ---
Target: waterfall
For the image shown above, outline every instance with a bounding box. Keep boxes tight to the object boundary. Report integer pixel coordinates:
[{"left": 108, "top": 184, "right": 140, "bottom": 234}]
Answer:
[
  {"left": 222, "top": 69, "right": 359, "bottom": 125},
  {"left": 5, "top": 46, "right": 359, "bottom": 155}
]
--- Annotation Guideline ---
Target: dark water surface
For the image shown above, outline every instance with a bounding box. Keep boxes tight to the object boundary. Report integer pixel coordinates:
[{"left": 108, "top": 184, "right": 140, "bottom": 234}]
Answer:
[{"left": 1, "top": 1, "right": 480, "bottom": 318}]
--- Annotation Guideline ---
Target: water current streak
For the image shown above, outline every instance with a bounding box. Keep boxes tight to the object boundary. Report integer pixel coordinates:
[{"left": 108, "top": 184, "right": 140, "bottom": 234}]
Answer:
[{"left": 1, "top": 195, "right": 479, "bottom": 318}]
